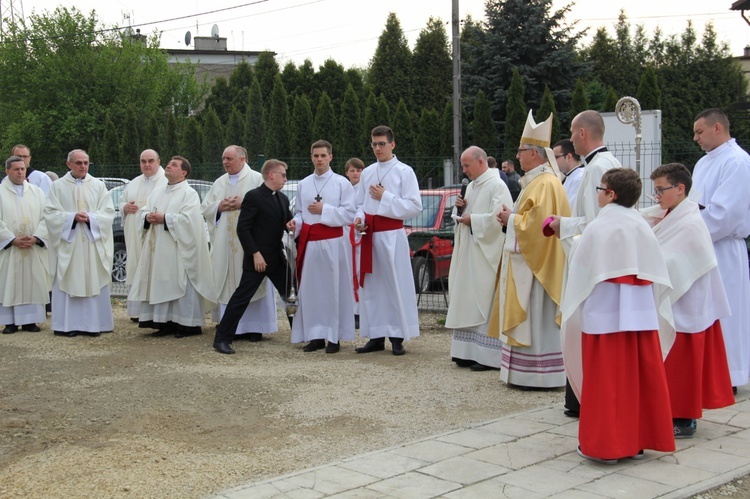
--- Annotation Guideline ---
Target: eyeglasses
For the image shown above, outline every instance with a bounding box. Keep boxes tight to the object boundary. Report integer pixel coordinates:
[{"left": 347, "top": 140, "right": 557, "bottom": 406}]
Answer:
[
  {"left": 16, "top": 155, "right": 30, "bottom": 159},
  {"left": 554, "top": 154, "right": 566, "bottom": 159},
  {"left": 273, "top": 170, "right": 287, "bottom": 178},
  {"left": 595, "top": 186, "right": 611, "bottom": 193},
  {"left": 72, "top": 161, "right": 89, "bottom": 166},
  {"left": 371, "top": 141, "right": 392, "bottom": 149},
  {"left": 517, "top": 148, "right": 532, "bottom": 154},
  {"left": 653, "top": 185, "right": 677, "bottom": 197}
]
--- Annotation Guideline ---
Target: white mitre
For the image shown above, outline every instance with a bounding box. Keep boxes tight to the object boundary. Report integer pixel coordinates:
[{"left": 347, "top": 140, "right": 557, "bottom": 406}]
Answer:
[{"left": 521, "top": 110, "right": 562, "bottom": 180}]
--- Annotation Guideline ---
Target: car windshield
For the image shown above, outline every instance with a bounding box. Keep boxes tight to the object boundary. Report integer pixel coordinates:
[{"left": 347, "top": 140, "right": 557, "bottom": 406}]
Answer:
[
  {"left": 109, "top": 186, "right": 125, "bottom": 212},
  {"left": 404, "top": 194, "right": 442, "bottom": 229}
]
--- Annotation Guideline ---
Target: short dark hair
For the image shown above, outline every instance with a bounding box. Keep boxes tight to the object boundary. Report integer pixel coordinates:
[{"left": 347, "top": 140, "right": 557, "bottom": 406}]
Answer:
[
  {"left": 553, "top": 139, "right": 580, "bottom": 161},
  {"left": 502, "top": 158, "right": 516, "bottom": 168},
  {"left": 487, "top": 156, "right": 497, "bottom": 168},
  {"left": 601, "top": 168, "right": 641, "bottom": 207},
  {"left": 371, "top": 125, "right": 394, "bottom": 142},
  {"left": 171, "top": 155, "right": 191, "bottom": 177},
  {"left": 695, "top": 108, "right": 730, "bottom": 133},
  {"left": 311, "top": 139, "right": 332, "bottom": 154},
  {"left": 345, "top": 157, "right": 364, "bottom": 171},
  {"left": 651, "top": 162, "right": 692, "bottom": 195}
]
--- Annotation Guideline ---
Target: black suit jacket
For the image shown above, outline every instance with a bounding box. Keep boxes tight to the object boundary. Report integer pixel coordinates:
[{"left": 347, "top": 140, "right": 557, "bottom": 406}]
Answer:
[{"left": 237, "top": 183, "right": 291, "bottom": 270}]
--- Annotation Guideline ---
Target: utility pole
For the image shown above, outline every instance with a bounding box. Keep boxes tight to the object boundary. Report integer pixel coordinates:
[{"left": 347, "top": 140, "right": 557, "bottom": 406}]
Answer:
[
  {"left": 0, "top": 0, "right": 25, "bottom": 40},
  {"left": 451, "top": 0, "right": 462, "bottom": 183}
]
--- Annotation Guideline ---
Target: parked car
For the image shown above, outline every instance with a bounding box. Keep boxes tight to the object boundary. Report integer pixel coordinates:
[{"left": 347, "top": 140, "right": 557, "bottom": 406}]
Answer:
[
  {"left": 99, "top": 177, "right": 130, "bottom": 190},
  {"left": 404, "top": 188, "right": 460, "bottom": 292},
  {"left": 109, "top": 179, "right": 214, "bottom": 283}
]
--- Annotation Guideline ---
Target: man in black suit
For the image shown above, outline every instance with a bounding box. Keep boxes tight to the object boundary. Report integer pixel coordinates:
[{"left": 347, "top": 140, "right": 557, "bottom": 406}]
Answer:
[{"left": 213, "top": 159, "right": 294, "bottom": 354}]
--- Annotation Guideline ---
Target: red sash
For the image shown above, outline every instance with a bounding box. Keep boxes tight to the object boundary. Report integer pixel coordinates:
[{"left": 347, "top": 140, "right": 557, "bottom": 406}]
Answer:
[
  {"left": 296, "top": 223, "right": 343, "bottom": 284},
  {"left": 606, "top": 275, "right": 652, "bottom": 286},
  {"left": 359, "top": 214, "right": 404, "bottom": 287},
  {"left": 349, "top": 225, "right": 362, "bottom": 302}
]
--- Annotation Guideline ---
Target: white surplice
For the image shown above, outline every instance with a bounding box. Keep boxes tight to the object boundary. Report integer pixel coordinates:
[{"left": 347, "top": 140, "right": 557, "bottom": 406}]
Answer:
[
  {"left": 691, "top": 138, "right": 750, "bottom": 386},
  {"left": 0, "top": 179, "right": 51, "bottom": 326},
  {"left": 201, "top": 164, "right": 277, "bottom": 335},
  {"left": 290, "top": 169, "right": 356, "bottom": 344},
  {"left": 43, "top": 172, "right": 115, "bottom": 333},
  {"left": 354, "top": 156, "right": 422, "bottom": 340},
  {"left": 446, "top": 168, "right": 512, "bottom": 367}
]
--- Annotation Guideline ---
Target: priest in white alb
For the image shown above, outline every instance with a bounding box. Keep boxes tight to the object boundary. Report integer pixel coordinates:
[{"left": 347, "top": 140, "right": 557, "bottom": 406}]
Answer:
[
  {"left": 120, "top": 149, "right": 167, "bottom": 319},
  {"left": 447, "top": 146, "right": 512, "bottom": 371},
  {"left": 43, "top": 149, "right": 115, "bottom": 337},
  {"left": 129, "top": 156, "right": 217, "bottom": 337},
  {"left": 202, "top": 145, "right": 276, "bottom": 342},
  {"left": 0, "top": 155, "right": 51, "bottom": 334}
]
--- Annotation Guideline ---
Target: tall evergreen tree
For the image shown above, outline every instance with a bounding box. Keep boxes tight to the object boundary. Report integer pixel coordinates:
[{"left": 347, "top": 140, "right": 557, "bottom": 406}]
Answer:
[
  {"left": 202, "top": 106, "right": 225, "bottom": 166},
  {"left": 181, "top": 116, "right": 203, "bottom": 165},
  {"left": 504, "top": 68, "right": 526, "bottom": 159},
  {"left": 225, "top": 107, "right": 245, "bottom": 146},
  {"left": 536, "top": 85, "right": 560, "bottom": 145},
  {"left": 264, "top": 74, "right": 291, "bottom": 158},
  {"left": 229, "top": 61, "right": 254, "bottom": 115},
  {"left": 440, "top": 101, "right": 454, "bottom": 158},
  {"left": 315, "top": 59, "right": 348, "bottom": 116},
  {"left": 412, "top": 17, "right": 452, "bottom": 113},
  {"left": 163, "top": 110, "right": 179, "bottom": 161},
  {"left": 338, "top": 84, "right": 363, "bottom": 160},
  {"left": 290, "top": 94, "right": 314, "bottom": 158},
  {"left": 254, "top": 51, "right": 280, "bottom": 114},
  {"left": 120, "top": 105, "right": 141, "bottom": 168},
  {"left": 636, "top": 65, "right": 661, "bottom": 110},
  {"left": 472, "top": 90, "right": 498, "bottom": 153},
  {"left": 391, "top": 98, "right": 414, "bottom": 157},
  {"left": 369, "top": 13, "right": 413, "bottom": 110},
  {"left": 244, "top": 77, "right": 265, "bottom": 159},
  {"left": 569, "top": 78, "right": 590, "bottom": 119},
  {"left": 204, "top": 77, "right": 233, "bottom": 124},
  {"left": 100, "top": 114, "right": 119, "bottom": 166},
  {"left": 376, "top": 95, "right": 391, "bottom": 128},
  {"left": 464, "top": 0, "right": 587, "bottom": 123},
  {"left": 415, "top": 108, "right": 442, "bottom": 157},
  {"left": 145, "top": 113, "right": 161, "bottom": 154},
  {"left": 362, "top": 91, "right": 380, "bottom": 155},
  {"left": 603, "top": 86, "right": 619, "bottom": 113},
  {"left": 313, "top": 92, "right": 337, "bottom": 144}
]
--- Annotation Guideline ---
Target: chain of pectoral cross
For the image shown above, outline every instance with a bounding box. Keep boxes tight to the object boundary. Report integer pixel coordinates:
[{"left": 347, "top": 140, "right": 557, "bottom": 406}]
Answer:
[{"left": 313, "top": 173, "right": 333, "bottom": 202}]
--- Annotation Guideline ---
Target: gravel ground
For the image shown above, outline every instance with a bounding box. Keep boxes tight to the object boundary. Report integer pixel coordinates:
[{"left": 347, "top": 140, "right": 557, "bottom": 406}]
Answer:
[{"left": 0, "top": 300, "right": 562, "bottom": 498}]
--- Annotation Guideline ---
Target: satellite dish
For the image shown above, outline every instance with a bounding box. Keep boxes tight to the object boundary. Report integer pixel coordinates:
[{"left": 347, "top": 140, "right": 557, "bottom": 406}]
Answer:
[
  {"left": 185, "top": 30, "right": 192, "bottom": 46},
  {"left": 211, "top": 24, "right": 220, "bottom": 38}
]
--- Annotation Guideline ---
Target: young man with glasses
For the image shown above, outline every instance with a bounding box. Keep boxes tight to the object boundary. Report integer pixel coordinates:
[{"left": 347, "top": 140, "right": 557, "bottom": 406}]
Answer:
[
  {"left": 642, "top": 162, "right": 734, "bottom": 440},
  {"left": 353, "top": 126, "right": 422, "bottom": 356},
  {"left": 553, "top": 139, "right": 583, "bottom": 207}
]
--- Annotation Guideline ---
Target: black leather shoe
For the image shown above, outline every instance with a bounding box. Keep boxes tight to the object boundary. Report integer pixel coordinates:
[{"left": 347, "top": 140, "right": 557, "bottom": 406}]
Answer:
[
  {"left": 54, "top": 330, "right": 78, "bottom": 337},
  {"left": 325, "top": 341, "right": 340, "bottom": 354},
  {"left": 564, "top": 409, "right": 580, "bottom": 418},
  {"left": 355, "top": 338, "right": 385, "bottom": 353},
  {"left": 81, "top": 331, "right": 101, "bottom": 337},
  {"left": 453, "top": 358, "right": 477, "bottom": 368},
  {"left": 130, "top": 317, "right": 139, "bottom": 323},
  {"left": 244, "top": 333, "right": 263, "bottom": 342},
  {"left": 391, "top": 342, "right": 406, "bottom": 356},
  {"left": 213, "top": 342, "right": 235, "bottom": 354},
  {"left": 303, "top": 339, "right": 326, "bottom": 352},
  {"left": 3, "top": 325, "right": 18, "bottom": 334},
  {"left": 469, "top": 363, "right": 496, "bottom": 371},
  {"left": 21, "top": 324, "right": 41, "bottom": 332}
]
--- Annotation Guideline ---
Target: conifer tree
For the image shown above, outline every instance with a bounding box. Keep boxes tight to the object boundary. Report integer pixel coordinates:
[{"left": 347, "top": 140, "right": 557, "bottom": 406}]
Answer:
[
  {"left": 338, "top": 84, "right": 363, "bottom": 160},
  {"left": 369, "top": 13, "right": 413, "bottom": 110},
  {"left": 602, "top": 86, "right": 619, "bottom": 113},
  {"left": 181, "top": 116, "right": 203, "bottom": 165},
  {"left": 504, "top": 68, "right": 526, "bottom": 159},
  {"left": 290, "top": 95, "right": 314, "bottom": 158},
  {"left": 202, "top": 106, "right": 225, "bottom": 166},
  {"left": 145, "top": 113, "right": 161, "bottom": 154},
  {"left": 362, "top": 91, "right": 380, "bottom": 156},
  {"left": 264, "top": 74, "right": 291, "bottom": 158},
  {"left": 313, "top": 92, "right": 337, "bottom": 144},
  {"left": 472, "top": 90, "right": 498, "bottom": 153},
  {"left": 570, "top": 79, "right": 590, "bottom": 119},
  {"left": 245, "top": 77, "right": 265, "bottom": 159},
  {"left": 636, "top": 65, "right": 661, "bottom": 110},
  {"left": 120, "top": 105, "right": 141, "bottom": 169},
  {"left": 101, "top": 114, "right": 120, "bottom": 167},
  {"left": 225, "top": 107, "right": 245, "bottom": 147},
  {"left": 391, "top": 99, "right": 413, "bottom": 157},
  {"left": 415, "top": 108, "right": 442, "bottom": 157},
  {"left": 537, "top": 85, "right": 560, "bottom": 145},
  {"left": 163, "top": 110, "right": 179, "bottom": 161}
]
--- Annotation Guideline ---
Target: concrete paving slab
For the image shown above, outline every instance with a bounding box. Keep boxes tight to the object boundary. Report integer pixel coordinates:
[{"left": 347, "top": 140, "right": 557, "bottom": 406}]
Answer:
[
  {"left": 418, "top": 455, "right": 510, "bottom": 484},
  {"left": 435, "top": 428, "right": 516, "bottom": 449},
  {"left": 575, "top": 472, "right": 677, "bottom": 498},
  {"left": 493, "top": 463, "right": 593, "bottom": 494},
  {"left": 365, "top": 471, "right": 461, "bottom": 498}
]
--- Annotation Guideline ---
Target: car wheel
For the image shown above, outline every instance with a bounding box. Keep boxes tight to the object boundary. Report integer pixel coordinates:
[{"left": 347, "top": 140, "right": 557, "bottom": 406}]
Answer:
[
  {"left": 112, "top": 242, "right": 127, "bottom": 283},
  {"left": 412, "top": 256, "right": 431, "bottom": 293}
]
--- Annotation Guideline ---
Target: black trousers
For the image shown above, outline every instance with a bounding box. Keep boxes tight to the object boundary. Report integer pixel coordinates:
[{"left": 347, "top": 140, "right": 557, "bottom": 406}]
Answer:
[
  {"left": 565, "top": 378, "right": 580, "bottom": 413},
  {"left": 213, "top": 258, "right": 292, "bottom": 344}
]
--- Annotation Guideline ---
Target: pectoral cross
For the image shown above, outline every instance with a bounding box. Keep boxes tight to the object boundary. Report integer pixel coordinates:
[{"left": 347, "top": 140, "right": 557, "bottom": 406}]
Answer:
[{"left": 315, "top": 194, "right": 322, "bottom": 202}]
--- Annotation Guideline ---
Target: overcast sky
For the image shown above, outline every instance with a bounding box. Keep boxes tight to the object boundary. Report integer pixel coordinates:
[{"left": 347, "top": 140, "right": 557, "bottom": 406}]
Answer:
[{"left": 16, "top": 0, "right": 750, "bottom": 68}]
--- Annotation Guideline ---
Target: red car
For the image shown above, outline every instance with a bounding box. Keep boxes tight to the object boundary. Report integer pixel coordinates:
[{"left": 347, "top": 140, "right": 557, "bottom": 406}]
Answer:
[{"left": 404, "top": 188, "right": 460, "bottom": 292}]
